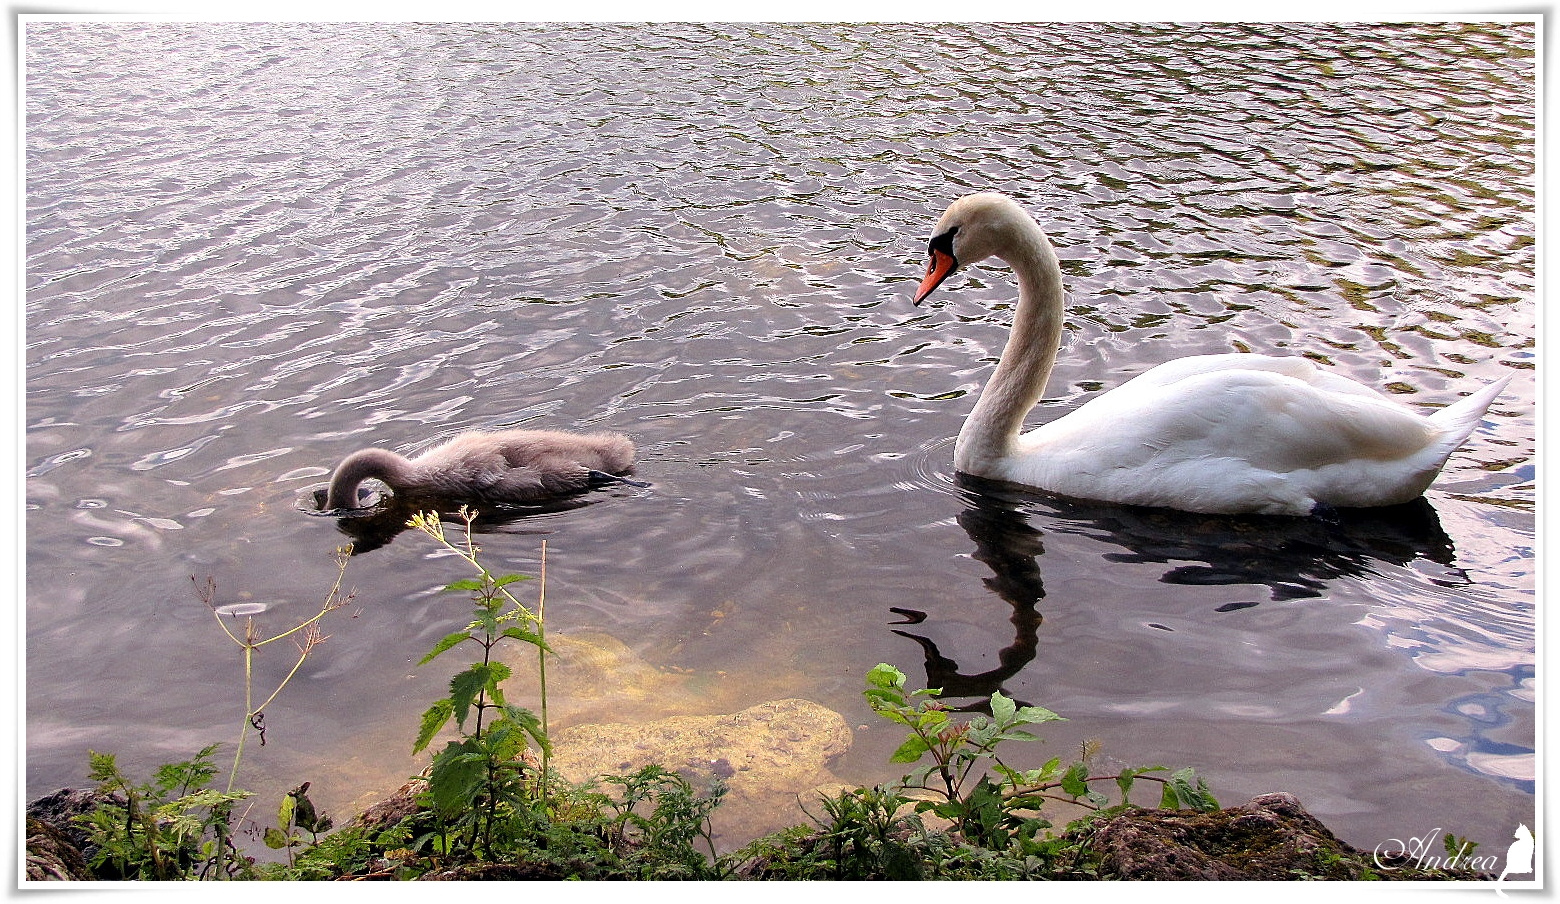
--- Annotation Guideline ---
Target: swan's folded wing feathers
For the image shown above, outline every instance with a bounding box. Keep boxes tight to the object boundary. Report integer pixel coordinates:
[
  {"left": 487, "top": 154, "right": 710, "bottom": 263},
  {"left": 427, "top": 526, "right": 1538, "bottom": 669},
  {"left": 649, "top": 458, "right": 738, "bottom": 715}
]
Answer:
[
  {"left": 1032, "top": 369, "right": 1434, "bottom": 474},
  {"left": 1117, "top": 353, "right": 1381, "bottom": 399},
  {"left": 1190, "top": 372, "right": 1435, "bottom": 471}
]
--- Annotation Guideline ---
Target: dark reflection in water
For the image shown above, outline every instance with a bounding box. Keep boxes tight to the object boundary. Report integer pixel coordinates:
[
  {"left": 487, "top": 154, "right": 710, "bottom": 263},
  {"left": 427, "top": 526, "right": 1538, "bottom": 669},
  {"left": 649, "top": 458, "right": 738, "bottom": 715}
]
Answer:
[
  {"left": 896, "top": 475, "right": 1463, "bottom": 709},
  {"left": 891, "top": 483, "right": 1046, "bottom": 710},
  {"left": 301, "top": 482, "right": 647, "bottom": 554},
  {"left": 1039, "top": 490, "right": 1460, "bottom": 602}
]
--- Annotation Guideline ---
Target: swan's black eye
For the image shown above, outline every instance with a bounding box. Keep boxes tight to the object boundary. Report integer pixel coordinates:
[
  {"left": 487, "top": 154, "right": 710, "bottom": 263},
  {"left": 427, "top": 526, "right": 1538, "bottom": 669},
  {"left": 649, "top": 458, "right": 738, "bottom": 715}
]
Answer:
[{"left": 928, "top": 225, "right": 959, "bottom": 258}]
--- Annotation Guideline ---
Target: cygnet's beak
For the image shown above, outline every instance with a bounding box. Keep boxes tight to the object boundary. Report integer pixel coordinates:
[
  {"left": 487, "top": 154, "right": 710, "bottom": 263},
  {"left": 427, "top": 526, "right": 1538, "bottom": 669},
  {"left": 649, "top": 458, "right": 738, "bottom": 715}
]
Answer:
[{"left": 914, "top": 247, "right": 958, "bottom": 304}]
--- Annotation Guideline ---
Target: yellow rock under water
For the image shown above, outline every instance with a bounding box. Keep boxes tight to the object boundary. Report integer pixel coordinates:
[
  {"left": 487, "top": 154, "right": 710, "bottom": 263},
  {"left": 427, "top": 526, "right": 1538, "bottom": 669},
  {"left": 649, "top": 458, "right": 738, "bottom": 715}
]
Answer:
[{"left": 551, "top": 697, "right": 854, "bottom": 851}]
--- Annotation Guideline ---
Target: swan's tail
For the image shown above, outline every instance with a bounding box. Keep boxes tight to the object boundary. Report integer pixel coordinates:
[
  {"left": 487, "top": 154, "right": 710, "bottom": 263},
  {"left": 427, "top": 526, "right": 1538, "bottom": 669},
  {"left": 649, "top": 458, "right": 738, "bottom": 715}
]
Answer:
[{"left": 1427, "top": 374, "right": 1512, "bottom": 453}]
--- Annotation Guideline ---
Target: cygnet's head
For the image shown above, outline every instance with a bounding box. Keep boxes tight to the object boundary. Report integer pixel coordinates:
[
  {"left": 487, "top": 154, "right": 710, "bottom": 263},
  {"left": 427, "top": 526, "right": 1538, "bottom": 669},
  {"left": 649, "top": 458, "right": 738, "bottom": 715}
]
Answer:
[{"left": 914, "top": 192, "right": 1034, "bottom": 304}]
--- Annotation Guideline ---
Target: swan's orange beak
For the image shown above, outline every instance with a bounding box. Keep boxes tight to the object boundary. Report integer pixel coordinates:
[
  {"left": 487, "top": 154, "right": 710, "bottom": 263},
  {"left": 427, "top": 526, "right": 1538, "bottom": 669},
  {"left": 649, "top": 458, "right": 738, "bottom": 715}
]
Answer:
[{"left": 914, "top": 248, "right": 958, "bottom": 304}]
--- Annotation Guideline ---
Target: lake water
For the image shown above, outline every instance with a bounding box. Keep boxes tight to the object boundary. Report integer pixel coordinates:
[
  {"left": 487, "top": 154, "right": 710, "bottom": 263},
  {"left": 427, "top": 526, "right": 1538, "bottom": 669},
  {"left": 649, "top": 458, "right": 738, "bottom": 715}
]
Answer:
[{"left": 25, "top": 20, "right": 1535, "bottom": 858}]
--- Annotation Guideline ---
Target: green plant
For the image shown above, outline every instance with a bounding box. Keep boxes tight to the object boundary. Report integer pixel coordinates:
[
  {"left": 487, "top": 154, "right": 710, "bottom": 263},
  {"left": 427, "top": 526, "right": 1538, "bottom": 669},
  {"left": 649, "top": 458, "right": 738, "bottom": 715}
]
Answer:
[
  {"left": 405, "top": 508, "right": 552, "bottom": 863},
  {"left": 808, "top": 785, "right": 924, "bottom": 879},
  {"left": 596, "top": 764, "right": 727, "bottom": 878},
  {"left": 1444, "top": 831, "right": 1479, "bottom": 861},
  {"left": 733, "top": 664, "right": 1224, "bottom": 880},
  {"left": 76, "top": 744, "right": 255, "bottom": 880},
  {"left": 864, "top": 663, "right": 1217, "bottom": 852},
  {"left": 73, "top": 550, "right": 358, "bottom": 880},
  {"left": 395, "top": 510, "right": 742, "bottom": 879},
  {"left": 264, "top": 824, "right": 386, "bottom": 881},
  {"left": 263, "top": 782, "right": 333, "bottom": 867}
]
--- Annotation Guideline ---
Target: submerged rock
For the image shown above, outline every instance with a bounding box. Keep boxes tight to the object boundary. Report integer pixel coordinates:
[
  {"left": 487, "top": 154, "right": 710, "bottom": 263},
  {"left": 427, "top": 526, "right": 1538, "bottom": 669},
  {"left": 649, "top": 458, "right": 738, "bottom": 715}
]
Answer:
[
  {"left": 497, "top": 630, "right": 814, "bottom": 728},
  {"left": 551, "top": 697, "right": 853, "bottom": 847}
]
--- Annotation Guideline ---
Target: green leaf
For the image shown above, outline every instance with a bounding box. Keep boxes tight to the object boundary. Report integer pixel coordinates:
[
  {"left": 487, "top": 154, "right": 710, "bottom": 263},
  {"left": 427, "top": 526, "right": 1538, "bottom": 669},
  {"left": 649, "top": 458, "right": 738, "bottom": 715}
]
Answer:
[
  {"left": 443, "top": 578, "right": 485, "bottom": 593},
  {"left": 427, "top": 741, "right": 489, "bottom": 819},
  {"left": 866, "top": 663, "right": 906, "bottom": 690},
  {"left": 1060, "top": 761, "right": 1090, "bottom": 798},
  {"left": 492, "top": 574, "right": 532, "bottom": 587},
  {"left": 151, "top": 744, "right": 220, "bottom": 797},
  {"left": 1159, "top": 767, "right": 1219, "bottom": 812},
  {"left": 964, "top": 778, "right": 1006, "bottom": 843},
  {"left": 915, "top": 709, "right": 949, "bottom": 733},
  {"left": 965, "top": 718, "right": 998, "bottom": 747},
  {"left": 483, "top": 721, "right": 527, "bottom": 762},
  {"left": 483, "top": 661, "right": 512, "bottom": 693},
  {"left": 990, "top": 691, "right": 1016, "bottom": 726},
  {"left": 417, "top": 631, "right": 472, "bottom": 666},
  {"left": 889, "top": 734, "right": 932, "bottom": 764},
  {"left": 499, "top": 626, "right": 550, "bottom": 650},
  {"left": 1114, "top": 766, "right": 1166, "bottom": 803},
  {"left": 86, "top": 750, "right": 120, "bottom": 784},
  {"left": 448, "top": 665, "right": 495, "bottom": 725},
  {"left": 414, "top": 699, "right": 454, "bottom": 754},
  {"left": 263, "top": 826, "right": 291, "bottom": 850},
  {"left": 863, "top": 687, "right": 907, "bottom": 711},
  {"left": 1014, "top": 705, "right": 1065, "bottom": 725},
  {"left": 500, "top": 704, "right": 550, "bottom": 755}
]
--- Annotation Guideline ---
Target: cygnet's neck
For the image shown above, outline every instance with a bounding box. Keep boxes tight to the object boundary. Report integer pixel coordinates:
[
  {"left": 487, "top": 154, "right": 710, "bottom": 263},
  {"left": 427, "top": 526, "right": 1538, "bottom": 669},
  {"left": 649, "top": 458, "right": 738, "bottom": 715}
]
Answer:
[
  {"left": 325, "top": 448, "right": 414, "bottom": 509},
  {"left": 954, "top": 227, "right": 1066, "bottom": 474}
]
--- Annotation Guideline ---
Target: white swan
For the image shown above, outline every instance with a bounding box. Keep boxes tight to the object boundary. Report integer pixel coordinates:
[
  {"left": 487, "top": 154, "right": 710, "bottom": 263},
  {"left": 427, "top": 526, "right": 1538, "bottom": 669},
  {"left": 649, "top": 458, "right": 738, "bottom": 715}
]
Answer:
[
  {"left": 322, "top": 428, "right": 638, "bottom": 511},
  {"left": 913, "top": 192, "right": 1511, "bottom": 517}
]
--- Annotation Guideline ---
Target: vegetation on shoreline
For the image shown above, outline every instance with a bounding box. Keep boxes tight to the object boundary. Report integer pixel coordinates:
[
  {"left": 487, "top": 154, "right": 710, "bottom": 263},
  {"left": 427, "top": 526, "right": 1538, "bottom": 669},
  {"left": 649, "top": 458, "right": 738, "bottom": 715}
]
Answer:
[{"left": 35, "top": 508, "right": 1489, "bottom": 882}]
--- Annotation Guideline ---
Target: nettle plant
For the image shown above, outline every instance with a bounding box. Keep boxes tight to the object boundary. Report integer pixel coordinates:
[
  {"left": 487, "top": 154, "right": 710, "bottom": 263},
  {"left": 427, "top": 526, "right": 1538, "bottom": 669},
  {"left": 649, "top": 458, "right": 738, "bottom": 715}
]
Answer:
[
  {"left": 406, "top": 508, "right": 553, "bottom": 861},
  {"left": 864, "top": 663, "right": 1217, "bottom": 852}
]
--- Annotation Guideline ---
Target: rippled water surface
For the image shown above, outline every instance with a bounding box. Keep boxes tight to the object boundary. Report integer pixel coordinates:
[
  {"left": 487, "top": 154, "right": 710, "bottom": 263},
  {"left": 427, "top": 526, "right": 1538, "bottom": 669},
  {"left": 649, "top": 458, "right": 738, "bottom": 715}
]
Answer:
[{"left": 26, "top": 21, "right": 1536, "bottom": 855}]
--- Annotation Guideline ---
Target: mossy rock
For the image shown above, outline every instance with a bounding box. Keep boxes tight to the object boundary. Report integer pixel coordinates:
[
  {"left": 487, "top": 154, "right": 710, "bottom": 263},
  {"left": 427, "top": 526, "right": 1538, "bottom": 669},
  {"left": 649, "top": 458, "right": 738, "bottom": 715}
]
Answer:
[
  {"left": 1073, "top": 792, "right": 1489, "bottom": 881},
  {"left": 552, "top": 697, "right": 853, "bottom": 846}
]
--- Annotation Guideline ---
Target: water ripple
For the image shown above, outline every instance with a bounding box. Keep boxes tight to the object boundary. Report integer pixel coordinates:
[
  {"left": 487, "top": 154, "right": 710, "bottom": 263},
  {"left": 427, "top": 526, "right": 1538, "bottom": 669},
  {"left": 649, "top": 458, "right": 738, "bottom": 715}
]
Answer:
[{"left": 25, "top": 20, "right": 1535, "bottom": 851}]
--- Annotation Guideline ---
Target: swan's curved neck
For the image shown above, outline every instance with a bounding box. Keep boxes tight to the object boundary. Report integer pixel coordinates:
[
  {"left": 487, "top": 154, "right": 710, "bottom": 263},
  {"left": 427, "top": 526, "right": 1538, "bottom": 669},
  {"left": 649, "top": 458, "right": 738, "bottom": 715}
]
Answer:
[
  {"left": 954, "top": 226, "right": 1066, "bottom": 474},
  {"left": 325, "top": 448, "right": 414, "bottom": 509}
]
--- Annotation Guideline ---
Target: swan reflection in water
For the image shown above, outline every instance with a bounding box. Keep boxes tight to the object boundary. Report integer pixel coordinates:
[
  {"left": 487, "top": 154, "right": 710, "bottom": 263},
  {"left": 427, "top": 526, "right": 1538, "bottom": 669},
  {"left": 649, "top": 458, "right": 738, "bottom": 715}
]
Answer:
[{"left": 890, "top": 475, "right": 1462, "bottom": 711}]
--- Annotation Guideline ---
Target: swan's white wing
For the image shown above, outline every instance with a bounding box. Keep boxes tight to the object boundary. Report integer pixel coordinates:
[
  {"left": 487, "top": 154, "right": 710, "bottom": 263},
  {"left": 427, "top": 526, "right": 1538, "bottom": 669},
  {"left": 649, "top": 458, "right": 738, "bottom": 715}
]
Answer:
[
  {"left": 1110, "top": 353, "right": 1383, "bottom": 400},
  {"left": 1010, "top": 363, "right": 1440, "bottom": 514}
]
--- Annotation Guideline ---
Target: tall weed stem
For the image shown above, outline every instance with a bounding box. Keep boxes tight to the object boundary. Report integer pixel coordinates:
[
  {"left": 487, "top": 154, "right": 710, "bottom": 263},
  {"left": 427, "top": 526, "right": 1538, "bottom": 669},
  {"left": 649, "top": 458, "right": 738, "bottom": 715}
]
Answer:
[
  {"left": 193, "top": 545, "right": 356, "bottom": 877},
  {"left": 200, "top": 546, "right": 355, "bottom": 793}
]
